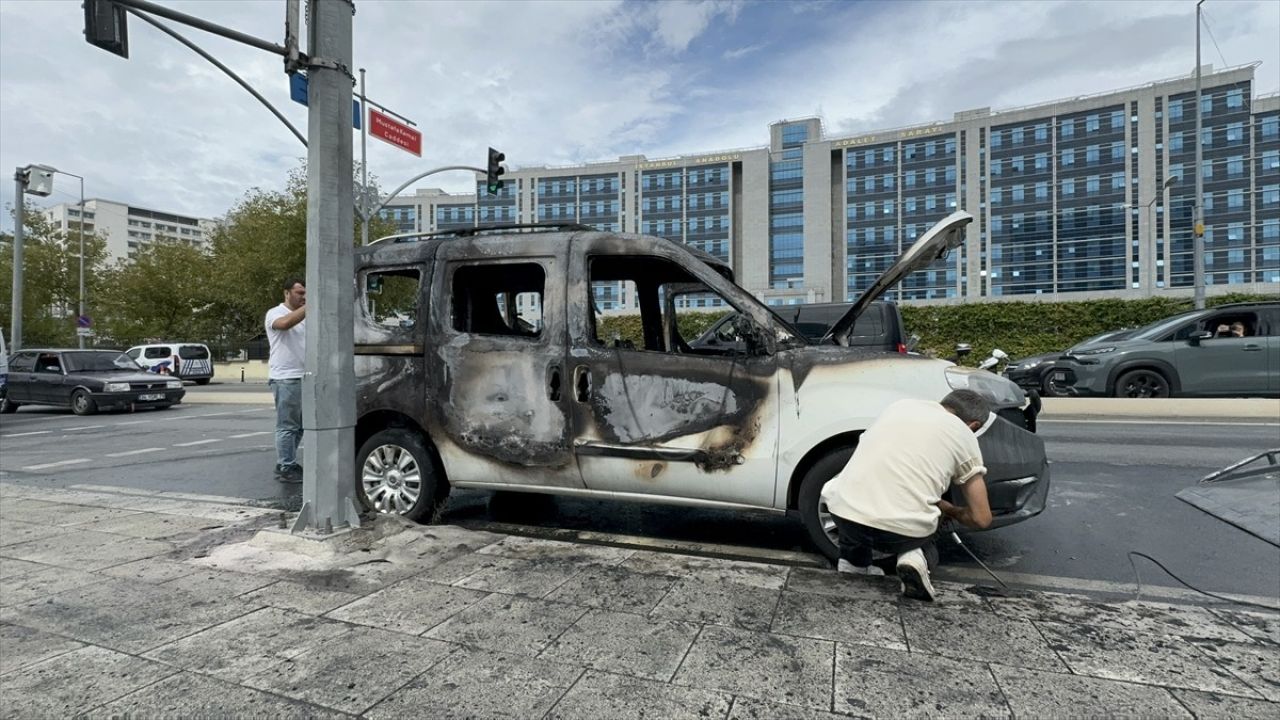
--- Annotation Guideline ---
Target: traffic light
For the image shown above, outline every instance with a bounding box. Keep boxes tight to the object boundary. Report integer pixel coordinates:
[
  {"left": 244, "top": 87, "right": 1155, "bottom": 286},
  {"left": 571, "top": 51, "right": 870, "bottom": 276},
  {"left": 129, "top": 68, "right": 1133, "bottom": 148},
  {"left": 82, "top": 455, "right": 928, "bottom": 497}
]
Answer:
[
  {"left": 486, "top": 147, "right": 505, "bottom": 195},
  {"left": 83, "top": 0, "right": 129, "bottom": 59}
]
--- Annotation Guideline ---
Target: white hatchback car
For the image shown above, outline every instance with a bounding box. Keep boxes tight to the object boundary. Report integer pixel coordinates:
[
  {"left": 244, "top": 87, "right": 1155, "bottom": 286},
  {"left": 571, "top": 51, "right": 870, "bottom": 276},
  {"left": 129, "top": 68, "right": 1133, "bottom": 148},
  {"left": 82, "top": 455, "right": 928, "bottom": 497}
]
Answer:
[{"left": 125, "top": 343, "right": 215, "bottom": 384}]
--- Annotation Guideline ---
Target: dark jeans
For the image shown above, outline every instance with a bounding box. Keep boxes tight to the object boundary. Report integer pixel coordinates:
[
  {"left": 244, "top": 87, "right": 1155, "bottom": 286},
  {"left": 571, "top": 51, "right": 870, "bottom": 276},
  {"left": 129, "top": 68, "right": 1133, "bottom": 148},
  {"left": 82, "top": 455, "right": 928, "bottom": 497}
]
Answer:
[{"left": 833, "top": 515, "right": 937, "bottom": 570}]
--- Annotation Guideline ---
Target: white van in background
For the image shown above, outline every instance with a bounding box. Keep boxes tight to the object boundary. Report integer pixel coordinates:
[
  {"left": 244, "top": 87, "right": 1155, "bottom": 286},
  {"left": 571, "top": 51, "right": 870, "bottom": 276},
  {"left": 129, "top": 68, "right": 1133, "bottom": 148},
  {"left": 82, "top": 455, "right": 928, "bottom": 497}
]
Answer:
[{"left": 125, "top": 342, "right": 214, "bottom": 384}]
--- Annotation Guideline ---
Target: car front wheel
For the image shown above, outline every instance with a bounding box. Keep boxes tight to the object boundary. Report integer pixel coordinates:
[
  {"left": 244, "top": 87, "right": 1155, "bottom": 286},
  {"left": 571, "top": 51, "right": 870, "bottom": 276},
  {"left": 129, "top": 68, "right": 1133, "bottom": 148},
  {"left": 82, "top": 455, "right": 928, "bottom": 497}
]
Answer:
[
  {"left": 1114, "top": 369, "right": 1171, "bottom": 398},
  {"left": 355, "top": 428, "right": 441, "bottom": 522},
  {"left": 797, "top": 445, "right": 856, "bottom": 562},
  {"left": 0, "top": 397, "right": 18, "bottom": 413},
  {"left": 71, "top": 389, "right": 97, "bottom": 416}
]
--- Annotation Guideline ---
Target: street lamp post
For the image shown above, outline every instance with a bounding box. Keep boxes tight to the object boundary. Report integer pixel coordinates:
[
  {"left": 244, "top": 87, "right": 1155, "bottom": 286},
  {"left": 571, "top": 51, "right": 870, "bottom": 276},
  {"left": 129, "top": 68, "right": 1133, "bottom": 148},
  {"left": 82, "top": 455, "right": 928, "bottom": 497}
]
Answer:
[
  {"left": 33, "top": 165, "right": 87, "bottom": 348},
  {"left": 1193, "top": 0, "right": 1206, "bottom": 309},
  {"left": 1145, "top": 175, "right": 1180, "bottom": 293}
]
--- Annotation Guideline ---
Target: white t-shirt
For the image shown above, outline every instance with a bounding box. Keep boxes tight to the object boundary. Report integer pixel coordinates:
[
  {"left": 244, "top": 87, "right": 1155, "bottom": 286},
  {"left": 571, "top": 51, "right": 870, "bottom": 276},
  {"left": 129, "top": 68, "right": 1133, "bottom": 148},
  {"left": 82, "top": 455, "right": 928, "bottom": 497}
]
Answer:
[
  {"left": 265, "top": 303, "right": 305, "bottom": 380},
  {"left": 821, "top": 398, "right": 986, "bottom": 538}
]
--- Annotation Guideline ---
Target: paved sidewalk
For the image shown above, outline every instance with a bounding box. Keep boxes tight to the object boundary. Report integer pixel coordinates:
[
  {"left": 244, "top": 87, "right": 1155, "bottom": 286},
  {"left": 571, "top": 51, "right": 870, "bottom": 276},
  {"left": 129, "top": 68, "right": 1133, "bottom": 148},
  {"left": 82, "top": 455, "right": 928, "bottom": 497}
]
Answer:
[{"left": 1, "top": 483, "right": 1277, "bottom": 719}]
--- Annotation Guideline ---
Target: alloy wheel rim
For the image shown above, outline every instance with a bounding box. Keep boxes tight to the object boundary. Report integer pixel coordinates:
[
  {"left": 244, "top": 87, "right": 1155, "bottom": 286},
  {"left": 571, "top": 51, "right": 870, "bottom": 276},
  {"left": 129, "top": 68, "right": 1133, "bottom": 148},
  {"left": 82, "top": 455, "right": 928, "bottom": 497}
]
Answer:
[
  {"left": 817, "top": 501, "right": 839, "bottom": 547},
  {"left": 361, "top": 443, "right": 422, "bottom": 514}
]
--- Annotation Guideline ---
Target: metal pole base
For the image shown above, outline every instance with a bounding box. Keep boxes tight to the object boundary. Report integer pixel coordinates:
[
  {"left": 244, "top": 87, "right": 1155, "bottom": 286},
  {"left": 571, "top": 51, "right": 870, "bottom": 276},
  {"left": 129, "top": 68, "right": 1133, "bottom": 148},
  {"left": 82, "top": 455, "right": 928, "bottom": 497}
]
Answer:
[{"left": 290, "top": 497, "right": 363, "bottom": 535}]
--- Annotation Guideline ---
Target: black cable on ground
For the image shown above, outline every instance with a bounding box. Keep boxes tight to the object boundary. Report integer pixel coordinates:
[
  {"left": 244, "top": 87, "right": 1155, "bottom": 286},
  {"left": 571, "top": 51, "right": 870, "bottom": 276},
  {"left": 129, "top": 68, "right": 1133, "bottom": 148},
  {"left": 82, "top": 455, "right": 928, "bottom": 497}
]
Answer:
[{"left": 1128, "top": 551, "right": 1280, "bottom": 612}]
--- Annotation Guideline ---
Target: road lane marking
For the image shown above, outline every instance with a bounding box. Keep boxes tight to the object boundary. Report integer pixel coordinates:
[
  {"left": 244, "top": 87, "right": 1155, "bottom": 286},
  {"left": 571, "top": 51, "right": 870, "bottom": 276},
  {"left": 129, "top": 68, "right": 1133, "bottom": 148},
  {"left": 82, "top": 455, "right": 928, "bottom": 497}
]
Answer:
[
  {"left": 1040, "top": 419, "right": 1278, "bottom": 427},
  {"left": 63, "top": 425, "right": 105, "bottom": 432},
  {"left": 173, "top": 439, "right": 222, "bottom": 447},
  {"left": 3, "top": 431, "right": 51, "bottom": 438},
  {"left": 22, "top": 459, "right": 92, "bottom": 471},
  {"left": 228, "top": 431, "right": 272, "bottom": 439},
  {"left": 105, "top": 448, "right": 164, "bottom": 458},
  {"left": 116, "top": 420, "right": 154, "bottom": 426}
]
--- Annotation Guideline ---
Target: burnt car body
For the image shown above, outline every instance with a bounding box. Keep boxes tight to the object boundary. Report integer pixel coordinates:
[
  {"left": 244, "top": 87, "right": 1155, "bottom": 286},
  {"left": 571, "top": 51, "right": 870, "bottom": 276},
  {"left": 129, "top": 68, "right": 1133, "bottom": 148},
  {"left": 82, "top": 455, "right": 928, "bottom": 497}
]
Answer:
[
  {"left": 1, "top": 349, "right": 185, "bottom": 415},
  {"left": 351, "top": 212, "right": 1050, "bottom": 559}
]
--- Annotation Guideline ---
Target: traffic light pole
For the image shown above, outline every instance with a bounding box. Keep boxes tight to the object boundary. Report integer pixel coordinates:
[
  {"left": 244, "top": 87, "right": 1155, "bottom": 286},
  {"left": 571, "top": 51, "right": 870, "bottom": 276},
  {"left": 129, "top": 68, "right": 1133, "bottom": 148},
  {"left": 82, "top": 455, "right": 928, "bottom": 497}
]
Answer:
[{"left": 292, "top": 0, "right": 361, "bottom": 534}]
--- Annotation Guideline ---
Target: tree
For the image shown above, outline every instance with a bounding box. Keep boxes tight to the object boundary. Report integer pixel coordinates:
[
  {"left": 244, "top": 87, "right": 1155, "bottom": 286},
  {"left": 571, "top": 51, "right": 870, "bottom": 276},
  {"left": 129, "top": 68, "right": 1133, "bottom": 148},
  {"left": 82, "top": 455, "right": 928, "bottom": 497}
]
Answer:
[
  {"left": 0, "top": 206, "right": 109, "bottom": 348},
  {"left": 94, "top": 239, "right": 216, "bottom": 346}
]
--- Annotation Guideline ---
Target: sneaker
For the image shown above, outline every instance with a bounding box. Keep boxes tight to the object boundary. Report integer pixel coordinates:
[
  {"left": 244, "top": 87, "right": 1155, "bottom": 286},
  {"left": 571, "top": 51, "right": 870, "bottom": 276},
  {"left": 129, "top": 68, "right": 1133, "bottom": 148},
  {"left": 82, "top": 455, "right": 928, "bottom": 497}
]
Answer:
[
  {"left": 275, "top": 464, "right": 302, "bottom": 484},
  {"left": 896, "top": 549, "right": 936, "bottom": 601},
  {"left": 837, "top": 559, "right": 886, "bottom": 576}
]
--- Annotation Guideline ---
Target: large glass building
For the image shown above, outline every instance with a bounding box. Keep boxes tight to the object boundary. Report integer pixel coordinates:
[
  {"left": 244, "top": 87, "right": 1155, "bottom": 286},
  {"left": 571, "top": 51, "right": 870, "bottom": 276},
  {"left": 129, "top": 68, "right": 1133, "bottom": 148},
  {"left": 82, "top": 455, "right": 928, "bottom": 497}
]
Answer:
[{"left": 380, "top": 64, "right": 1279, "bottom": 308}]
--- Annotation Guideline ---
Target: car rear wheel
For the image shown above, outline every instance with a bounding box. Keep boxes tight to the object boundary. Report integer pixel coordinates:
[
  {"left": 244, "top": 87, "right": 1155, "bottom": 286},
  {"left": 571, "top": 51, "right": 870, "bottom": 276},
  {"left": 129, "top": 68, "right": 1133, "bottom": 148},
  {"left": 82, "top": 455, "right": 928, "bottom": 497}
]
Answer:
[
  {"left": 195, "top": 378, "right": 210, "bottom": 386},
  {"left": 1114, "top": 369, "right": 1170, "bottom": 399},
  {"left": 797, "top": 445, "right": 856, "bottom": 562},
  {"left": 355, "top": 428, "right": 441, "bottom": 522},
  {"left": 71, "top": 389, "right": 98, "bottom": 416}
]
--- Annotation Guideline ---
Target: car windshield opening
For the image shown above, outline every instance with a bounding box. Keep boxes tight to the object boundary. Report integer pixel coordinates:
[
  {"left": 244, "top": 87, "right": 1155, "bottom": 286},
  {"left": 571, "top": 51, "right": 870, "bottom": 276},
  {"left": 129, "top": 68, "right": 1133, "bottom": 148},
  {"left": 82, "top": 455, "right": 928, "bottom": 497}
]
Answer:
[{"left": 65, "top": 352, "right": 140, "bottom": 372}]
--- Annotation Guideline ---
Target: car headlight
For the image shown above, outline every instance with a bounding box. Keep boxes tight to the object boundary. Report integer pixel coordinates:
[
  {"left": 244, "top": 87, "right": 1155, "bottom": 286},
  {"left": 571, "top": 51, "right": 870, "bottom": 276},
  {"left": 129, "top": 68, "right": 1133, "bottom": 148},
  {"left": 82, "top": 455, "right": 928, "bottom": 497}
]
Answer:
[
  {"left": 104, "top": 382, "right": 129, "bottom": 392},
  {"left": 166, "top": 380, "right": 183, "bottom": 389},
  {"left": 1072, "top": 346, "right": 1117, "bottom": 356},
  {"left": 945, "top": 366, "right": 1025, "bottom": 407},
  {"left": 1019, "top": 359, "right": 1043, "bottom": 370}
]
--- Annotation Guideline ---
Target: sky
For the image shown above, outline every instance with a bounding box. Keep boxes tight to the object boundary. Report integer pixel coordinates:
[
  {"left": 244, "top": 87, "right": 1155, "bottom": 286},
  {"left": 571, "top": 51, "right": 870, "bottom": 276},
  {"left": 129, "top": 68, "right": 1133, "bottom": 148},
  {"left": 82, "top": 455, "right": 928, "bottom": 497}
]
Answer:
[{"left": 1, "top": 0, "right": 1277, "bottom": 228}]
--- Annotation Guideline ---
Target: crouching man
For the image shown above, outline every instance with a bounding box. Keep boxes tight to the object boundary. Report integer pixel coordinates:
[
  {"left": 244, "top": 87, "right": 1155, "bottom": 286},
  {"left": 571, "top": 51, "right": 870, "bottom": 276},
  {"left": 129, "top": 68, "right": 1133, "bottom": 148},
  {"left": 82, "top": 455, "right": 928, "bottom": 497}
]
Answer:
[{"left": 821, "top": 389, "right": 994, "bottom": 601}]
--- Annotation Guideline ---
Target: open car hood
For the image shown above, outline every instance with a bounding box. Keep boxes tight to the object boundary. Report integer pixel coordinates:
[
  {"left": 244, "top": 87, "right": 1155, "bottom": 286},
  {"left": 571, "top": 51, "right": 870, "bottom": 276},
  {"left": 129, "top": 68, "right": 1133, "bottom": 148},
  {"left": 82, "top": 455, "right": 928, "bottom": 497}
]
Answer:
[{"left": 824, "top": 210, "right": 972, "bottom": 346}]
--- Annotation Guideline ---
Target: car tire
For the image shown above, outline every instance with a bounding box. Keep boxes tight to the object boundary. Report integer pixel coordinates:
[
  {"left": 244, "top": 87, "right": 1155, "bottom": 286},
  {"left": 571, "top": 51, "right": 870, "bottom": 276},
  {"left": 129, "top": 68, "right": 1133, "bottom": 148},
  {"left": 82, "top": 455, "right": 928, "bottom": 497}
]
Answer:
[
  {"left": 797, "top": 445, "right": 857, "bottom": 563},
  {"left": 0, "top": 397, "right": 19, "bottom": 413},
  {"left": 71, "top": 389, "right": 98, "bottom": 416},
  {"left": 195, "top": 378, "right": 211, "bottom": 386},
  {"left": 1114, "top": 369, "right": 1171, "bottom": 399},
  {"left": 355, "top": 428, "right": 442, "bottom": 523},
  {"left": 1040, "top": 373, "right": 1070, "bottom": 397}
]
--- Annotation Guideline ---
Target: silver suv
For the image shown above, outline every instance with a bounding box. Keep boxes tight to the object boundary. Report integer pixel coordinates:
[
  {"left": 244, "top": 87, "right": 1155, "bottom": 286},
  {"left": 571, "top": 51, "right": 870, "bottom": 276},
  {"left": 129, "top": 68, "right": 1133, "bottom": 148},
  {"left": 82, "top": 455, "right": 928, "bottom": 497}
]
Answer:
[{"left": 1055, "top": 302, "right": 1279, "bottom": 398}]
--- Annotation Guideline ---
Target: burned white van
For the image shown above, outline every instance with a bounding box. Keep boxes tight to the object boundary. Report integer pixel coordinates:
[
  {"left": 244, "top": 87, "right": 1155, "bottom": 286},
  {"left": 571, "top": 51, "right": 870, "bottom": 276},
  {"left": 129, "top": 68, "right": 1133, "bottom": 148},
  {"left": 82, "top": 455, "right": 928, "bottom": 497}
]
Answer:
[{"left": 352, "top": 212, "right": 1049, "bottom": 559}]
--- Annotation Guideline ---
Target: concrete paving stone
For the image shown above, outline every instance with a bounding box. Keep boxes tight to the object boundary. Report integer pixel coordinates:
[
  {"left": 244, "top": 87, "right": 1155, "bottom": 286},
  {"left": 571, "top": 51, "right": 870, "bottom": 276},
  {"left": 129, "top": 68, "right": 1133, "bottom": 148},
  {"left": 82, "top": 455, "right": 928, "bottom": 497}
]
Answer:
[
  {"left": 0, "top": 623, "right": 85, "bottom": 675},
  {"left": 546, "top": 670, "right": 733, "bottom": 720},
  {"left": 425, "top": 591, "right": 589, "bottom": 656},
  {"left": 651, "top": 576, "right": 782, "bottom": 631},
  {"left": 406, "top": 522, "right": 508, "bottom": 551},
  {"left": 1, "top": 529, "right": 173, "bottom": 571},
  {"left": 0, "top": 565, "right": 99, "bottom": 607},
  {"left": 1171, "top": 688, "right": 1280, "bottom": 719},
  {"left": 902, "top": 606, "right": 1066, "bottom": 671},
  {"left": 72, "top": 511, "right": 226, "bottom": 539},
  {"left": 544, "top": 564, "right": 680, "bottom": 615},
  {"left": 449, "top": 554, "right": 590, "bottom": 598},
  {"left": 477, "top": 534, "right": 636, "bottom": 565},
  {"left": 0, "top": 518, "right": 66, "bottom": 547},
  {"left": 786, "top": 566, "right": 907, "bottom": 602},
  {"left": 157, "top": 566, "right": 277, "bottom": 600},
  {"left": 85, "top": 671, "right": 354, "bottom": 719},
  {"left": 834, "top": 643, "right": 1009, "bottom": 718},
  {"left": 622, "top": 550, "right": 788, "bottom": 590},
  {"left": 98, "top": 557, "right": 201, "bottom": 584},
  {"left": 1209, "top": 607, "right": 1280, "bottom": 645},
  {"left": 237, "top": 580, "right": 363, "bottom": 616},
  {"left": 1036, "top": 620, "right": 1263, "bottom": 697},
  {"left": 152, "top": 501, "right": 274, "bottom": 522},
  {"left": 1, "top": 577, "right": 262, "bottom": 654},
  {"left": 245, "top": 626, "right": 457, "bottom": 715},
  {"left": 0, "top": 645, "right": 179, "bottom": 719},
  {"left": 1189, "top": 638, "right": 1280, "bottom": 701},
  {"left": 364, "top": 646, "right": 583, "bottom": 720},
  {"left": 16, "top": 504, "right": 142, "bottom": 528},
  {"left": 987, "top": 592, "right": 1256, "bottom": 643},
  {"left": 0, "top": 556, "right": 50, "bottom": 580},
  {"left": 728, "top": 696, "right": 857, "bottom": 720},
  {"left": 542, "top": 608, "right": 701, "bottom": 681},
  {"left": 991, "top": 665, "right": 1191, "bottom": 719},
  {"left": 772, "top": 591, "right": 908, "bottom": 651},
  {"left": 325, "top": 575, "right": 489, "bottom": 635},
  {"left": 673, "top": 624, "right": 835, "bottom": 711},
  {"left": 0, "top": 485, "right": 48, "bottom": 501},
  {"left": 421, "top": 550, "right": 540, "bottom": 585},
  {"left": 146, "top": 606, "right": 349, "bottom": 682}
]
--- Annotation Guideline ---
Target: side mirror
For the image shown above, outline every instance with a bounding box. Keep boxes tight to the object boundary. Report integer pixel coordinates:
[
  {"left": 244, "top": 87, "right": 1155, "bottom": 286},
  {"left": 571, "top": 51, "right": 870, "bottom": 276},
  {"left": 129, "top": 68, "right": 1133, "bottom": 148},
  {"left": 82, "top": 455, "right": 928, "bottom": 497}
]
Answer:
[
  {"left": 1189, "top": 330, "right": 1212, "bottom": 346},
  {"left": 366, "top": 274, "right": 383, "bottom": 295},
  {"left": 731, "top": 315, "right": 771, "bottom": 356}
]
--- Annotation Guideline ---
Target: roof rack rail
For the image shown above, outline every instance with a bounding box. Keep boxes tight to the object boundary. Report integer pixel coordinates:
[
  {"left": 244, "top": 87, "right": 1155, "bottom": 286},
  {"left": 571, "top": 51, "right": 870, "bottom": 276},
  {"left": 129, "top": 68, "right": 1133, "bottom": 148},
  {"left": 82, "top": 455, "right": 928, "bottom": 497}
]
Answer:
[{"left": 370, "top": 223, "right": 595, "bottom": 245}]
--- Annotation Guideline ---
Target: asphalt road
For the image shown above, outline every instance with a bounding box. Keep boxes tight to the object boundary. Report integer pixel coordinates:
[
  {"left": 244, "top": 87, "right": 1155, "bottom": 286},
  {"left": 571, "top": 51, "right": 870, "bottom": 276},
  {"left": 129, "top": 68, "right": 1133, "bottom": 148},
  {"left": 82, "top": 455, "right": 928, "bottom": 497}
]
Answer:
[{"left": 1, "top": 393, "right": 1276, "bottom": 599}]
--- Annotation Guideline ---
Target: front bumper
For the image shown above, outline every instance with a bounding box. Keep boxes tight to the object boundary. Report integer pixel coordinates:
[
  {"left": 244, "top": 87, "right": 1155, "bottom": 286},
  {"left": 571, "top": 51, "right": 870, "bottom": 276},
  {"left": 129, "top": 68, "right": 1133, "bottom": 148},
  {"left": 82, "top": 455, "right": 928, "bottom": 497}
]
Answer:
[
  {"left": 941, "top": 412, "right": 1051, "bottom": 532},
  {"left": 94, "top": 389, "right": 185, "bottom": 411},
  {"left": 1051, "top": 358, "right": 1110, "bottom": 396}
]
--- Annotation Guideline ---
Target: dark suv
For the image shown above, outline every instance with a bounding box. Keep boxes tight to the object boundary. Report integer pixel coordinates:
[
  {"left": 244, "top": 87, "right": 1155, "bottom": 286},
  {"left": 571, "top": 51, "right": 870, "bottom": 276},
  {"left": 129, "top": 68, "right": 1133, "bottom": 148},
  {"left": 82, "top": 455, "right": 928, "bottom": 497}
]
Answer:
[
  {"left": 1055, "top": 302, "right": 1279, "bottom": 398},
  {"left": 690, "top": 301, "right": 908, "bottom": 354}
]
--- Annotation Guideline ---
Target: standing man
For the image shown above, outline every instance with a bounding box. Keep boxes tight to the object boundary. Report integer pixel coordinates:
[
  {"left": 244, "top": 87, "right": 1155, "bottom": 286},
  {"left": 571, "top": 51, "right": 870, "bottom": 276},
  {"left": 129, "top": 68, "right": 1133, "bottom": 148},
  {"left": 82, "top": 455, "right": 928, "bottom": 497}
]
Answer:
[
  {"left": 266, "top": 276, "right": 306, "bottom": 484},
  {"left": 821, "top": 389, "right": 994, "bottom": 601}
]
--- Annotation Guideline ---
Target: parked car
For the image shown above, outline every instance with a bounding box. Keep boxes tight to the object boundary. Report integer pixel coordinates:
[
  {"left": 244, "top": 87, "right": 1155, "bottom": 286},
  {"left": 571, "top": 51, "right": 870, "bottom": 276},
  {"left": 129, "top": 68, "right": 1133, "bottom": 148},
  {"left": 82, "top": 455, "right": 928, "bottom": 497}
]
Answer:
[
  {"left": 0, "top": 349, "right": 184, "bottom": 415},
  {"left": 1054, "top": 302, "right": 1279, "bottom": 398},
  {"left": 125, "top": 342, "right": 215, "bottom": 384},
  {"left": 689, "top": 300, "right": 908, "bottom": 355},
  {"left": 348, "top": 212, "right": 1050, "bottom": 560},
  {"left": 1004, "top": 328, "right": 1136, "bottom": 396}
]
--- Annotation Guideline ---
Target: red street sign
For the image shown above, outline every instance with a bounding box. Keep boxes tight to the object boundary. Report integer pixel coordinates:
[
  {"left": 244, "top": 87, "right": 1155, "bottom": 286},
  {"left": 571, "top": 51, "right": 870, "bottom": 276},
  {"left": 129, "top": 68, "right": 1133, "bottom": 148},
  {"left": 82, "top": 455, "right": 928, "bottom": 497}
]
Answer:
[{"left": 369, "top": 109, "right": 422, "bottom": 157}]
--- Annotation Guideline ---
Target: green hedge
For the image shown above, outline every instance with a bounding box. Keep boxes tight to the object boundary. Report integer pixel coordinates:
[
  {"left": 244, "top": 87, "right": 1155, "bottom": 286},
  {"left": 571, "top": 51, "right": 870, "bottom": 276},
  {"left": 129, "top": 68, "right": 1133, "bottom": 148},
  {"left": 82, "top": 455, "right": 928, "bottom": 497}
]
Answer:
[{"left": 598, "top": 293, "right": 1270, "bottom": 360}]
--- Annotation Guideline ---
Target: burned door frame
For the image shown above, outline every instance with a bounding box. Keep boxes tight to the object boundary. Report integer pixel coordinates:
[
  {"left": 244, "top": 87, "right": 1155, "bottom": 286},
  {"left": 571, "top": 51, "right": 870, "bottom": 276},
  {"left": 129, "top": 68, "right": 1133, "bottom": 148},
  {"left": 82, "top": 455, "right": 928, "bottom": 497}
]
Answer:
[
  {"left": 354, "top": 256, "right": 432, "bottom": 448},
  {"left": 427, "top": 240, "right": 583, "bottom": 491},
  {"left": 566, "top": 236, "right": 782, "bottom": 508}
]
